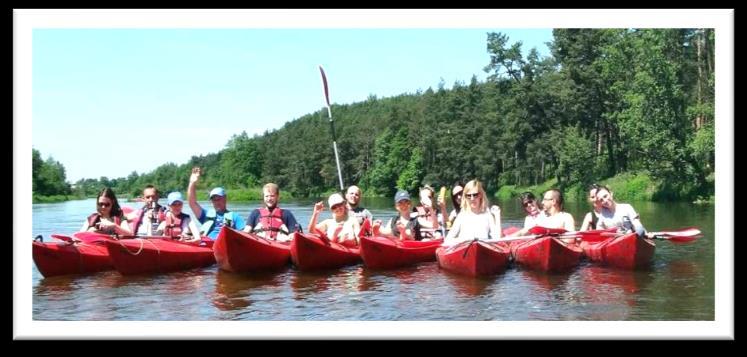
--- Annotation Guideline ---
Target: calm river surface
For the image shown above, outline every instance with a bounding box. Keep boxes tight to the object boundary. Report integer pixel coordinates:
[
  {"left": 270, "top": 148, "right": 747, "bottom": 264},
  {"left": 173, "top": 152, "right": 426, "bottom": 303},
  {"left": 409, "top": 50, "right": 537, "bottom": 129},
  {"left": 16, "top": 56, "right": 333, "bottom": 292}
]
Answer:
[{"left": 30, "top": 197, "right": 714, "bottom": 321}]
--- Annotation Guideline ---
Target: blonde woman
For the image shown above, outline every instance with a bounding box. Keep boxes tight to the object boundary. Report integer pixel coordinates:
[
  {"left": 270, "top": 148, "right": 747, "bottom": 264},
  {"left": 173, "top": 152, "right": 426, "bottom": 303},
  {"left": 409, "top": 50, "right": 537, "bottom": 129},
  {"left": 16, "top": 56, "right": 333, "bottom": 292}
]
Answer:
[{"left": 444, "top": 179, "right": 501, "bottom": 245}]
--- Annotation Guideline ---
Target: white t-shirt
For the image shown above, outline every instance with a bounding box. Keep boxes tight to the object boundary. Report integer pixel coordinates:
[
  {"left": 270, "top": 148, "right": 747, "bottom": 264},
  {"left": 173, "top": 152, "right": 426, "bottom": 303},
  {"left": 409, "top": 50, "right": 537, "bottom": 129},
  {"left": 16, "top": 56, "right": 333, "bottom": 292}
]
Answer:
[
  {"left": 445, "top": 210, "right": 498, "bottom": 243},
  {"left": 597, "top": 203, "right": 639, "bottom": 230},
  {"left": 523, "top": 213, "right": 541, "bottom": 229},
  {"left": 534, "top": 211, "right": 575, "bottom": 231}
]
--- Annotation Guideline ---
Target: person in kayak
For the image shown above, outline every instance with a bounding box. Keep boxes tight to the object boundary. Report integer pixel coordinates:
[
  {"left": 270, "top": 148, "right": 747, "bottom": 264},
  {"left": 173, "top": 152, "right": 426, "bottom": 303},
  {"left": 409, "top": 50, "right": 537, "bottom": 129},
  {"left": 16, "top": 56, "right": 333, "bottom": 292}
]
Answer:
[
  {"left": 444, "top": 179, "right": 501, "bottom": 245},
  {"left": 187, "top": 167, "right": 246, "bottom": 240},
  {"left": 127, "top": 184, "right": 167, "bottom": 236},
  {"left": 535, "top": 188, "right": 576, "bottom": 232},
  {"left": 308, "top": 192, "right": 361, "bottom": 247},
  {"left": 438, "top": 181, "right": 465, "bottom": 230},
  {"left": 594, "top": 185, "right": 648, "bottom": 238},
  {"left": 345, "top": 185, "right": 373, "bottom": 226},
  {"left": 413, "top": 185, "right": 444, "bottom": 239},
  {"left": 243, "top": 183, "right": 301, "bottom": 242},
  {"left": 506, "top": 191, "right": 542, "bottom": 237},
  {"left": 156, "top": 191, "right": 202, "bottom": 242},
  {"left": 80, "top": 187, "right": 133, "bottom": 236},
  {"left": 579, "top": 184, "right": 604, "bottom": 231},
  {"left": 372, "top": 189, "right": 424, "bottom": 241}
]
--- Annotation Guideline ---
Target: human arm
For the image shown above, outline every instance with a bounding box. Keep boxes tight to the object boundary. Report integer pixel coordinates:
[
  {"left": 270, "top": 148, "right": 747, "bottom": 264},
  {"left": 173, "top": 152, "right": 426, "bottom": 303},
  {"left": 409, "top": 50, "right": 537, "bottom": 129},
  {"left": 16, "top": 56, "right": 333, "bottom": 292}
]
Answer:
[
  {"left": 187, "top": 167, "right": 204, "bottom": 221},
  {"left": 97, "top": 216, "right": 133, "bottom": 236},
  {"left": 307, "top": 201, "right": 325, "bottom": 235},
  {"left": 579, "top": 212, "right": 592, "bottom": 231},
  {"left": 490, "top": 205, "right": 502, "bottom": 239},
  {"left": 564, "top": 213, "right": 576, "bottom": 232},
  {"left": 184, "top": 217, "right": 203, "bottom": 242}
]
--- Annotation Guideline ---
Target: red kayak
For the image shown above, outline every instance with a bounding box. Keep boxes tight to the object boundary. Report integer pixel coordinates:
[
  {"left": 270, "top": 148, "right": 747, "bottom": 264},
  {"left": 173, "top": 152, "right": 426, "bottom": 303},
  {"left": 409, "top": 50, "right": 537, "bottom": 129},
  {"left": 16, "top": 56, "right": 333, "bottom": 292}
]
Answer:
[
  {"left": 290, "top": 232, "right": 361, "bottom": 270},
  {"left": 511, "top": 236, "right": 583, "bottom": 273},
  {"left": 32, "top": 239, "right": 113, "bottom": 278},
  {"left": 213, "top": 226, "right": 291, "bottom": 272},
  {"left": 582, "top": 231, "right": 655, "bottom": 269},
  {"left": 436, "top": 240, "right": 511, "bottom": 277},
  {"left": 359, "top": 236, "right": 442, "bottom": 269},
  {"left": 105, "top": 237, "right": 215, "bottom": 275}
]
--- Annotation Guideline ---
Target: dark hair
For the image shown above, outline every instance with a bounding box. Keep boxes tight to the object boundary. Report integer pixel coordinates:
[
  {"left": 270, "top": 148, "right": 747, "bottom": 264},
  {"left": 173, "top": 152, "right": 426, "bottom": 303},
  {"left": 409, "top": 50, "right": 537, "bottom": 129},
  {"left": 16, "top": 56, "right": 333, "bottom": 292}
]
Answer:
[
  {"left": 143, "top": 184, "right": 159, "bottom": 197},
  {"left": 97, "top": 187, "right": 124, "bottom": 217},
  {"left": 545, "top": 188, "right": 564, "bottom": 211},
  {"left": 519, "top": 191, "right": 536, "bottom": 205},
  {"left": 451, "top": 181, "right": 466, "bottom": 212}
]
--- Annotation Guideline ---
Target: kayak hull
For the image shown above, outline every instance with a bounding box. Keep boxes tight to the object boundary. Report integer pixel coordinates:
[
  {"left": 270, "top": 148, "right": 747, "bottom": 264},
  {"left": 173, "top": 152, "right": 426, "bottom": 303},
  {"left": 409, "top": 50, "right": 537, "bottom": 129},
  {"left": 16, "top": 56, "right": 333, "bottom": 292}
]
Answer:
[
  {"left": 105, "top": 237, "right": 215, "bottom": 275},
  {"left": 213, "top": 226, "right": 291, "bottom": 272},
  {"left": 360, "top": 236, "right": 442, "bottom": 269},
  {"left": 32, "top": 240, "right": 112, "bottom": 278},
  {"left": 436, "top": 240, "right": 511, "bottom": 277},
  {"left": 290, "top": 232, "right": 361, "bottom": 270},
  {"left": 583, "top": 232, "right": 655, "bottom": 269},
  {"left": 511, "top": 236, "right": 582, "bottom": 273}
]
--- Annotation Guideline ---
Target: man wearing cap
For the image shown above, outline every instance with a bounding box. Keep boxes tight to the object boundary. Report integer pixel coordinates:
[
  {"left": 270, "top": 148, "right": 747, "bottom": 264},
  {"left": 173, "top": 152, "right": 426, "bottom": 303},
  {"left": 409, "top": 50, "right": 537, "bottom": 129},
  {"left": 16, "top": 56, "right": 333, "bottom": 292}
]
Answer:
[
  {"left": 243, "top": 182, "right": 300, "bottom": 241},
  {"left": 187, "top": 167, "right": 246, "bottom": 240},
  {"left": 128, "top": 184, "right": 167, "bottom": 236},
  {"left": 345, "top": 185, "right": 373, "bottom": 226},
  {"left": 156, "top": 192, "right": 202, "bottom": 242},
  {"left": 372, "top": 189, "right": 423, "bottom": 241}
]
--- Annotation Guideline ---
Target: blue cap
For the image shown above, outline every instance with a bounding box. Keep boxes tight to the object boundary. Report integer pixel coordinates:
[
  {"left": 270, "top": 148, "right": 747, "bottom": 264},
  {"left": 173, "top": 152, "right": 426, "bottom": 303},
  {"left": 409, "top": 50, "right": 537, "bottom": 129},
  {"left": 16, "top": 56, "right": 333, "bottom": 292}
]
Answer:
[
  {"left": 167, "top": 192, "right": 183, "bottom": 205},
  {"left": 209, "top": 187, "right": 226, "bottom": 199},
  {"left": 394, "top": 190, "right": 411, "bottom": 203}
]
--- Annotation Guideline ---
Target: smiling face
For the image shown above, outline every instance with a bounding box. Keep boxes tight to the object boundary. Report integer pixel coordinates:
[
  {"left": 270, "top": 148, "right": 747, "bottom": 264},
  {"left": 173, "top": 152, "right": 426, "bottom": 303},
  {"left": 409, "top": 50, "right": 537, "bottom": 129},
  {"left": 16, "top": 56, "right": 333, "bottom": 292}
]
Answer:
[
  {"left": 97, "top": 196, "right": 113, "bottom": 216},
  {"left": 346, "top": 186, "right": 362, "bottom": 207},
  {"left": 595, "top": 188, "right": 615, "bottom": 209},
  {"left": 523, "top": 199, "right": 539, "bottom": 216},
  {"left": 263, "top": 187, "right": 278, "bottom": 209}
]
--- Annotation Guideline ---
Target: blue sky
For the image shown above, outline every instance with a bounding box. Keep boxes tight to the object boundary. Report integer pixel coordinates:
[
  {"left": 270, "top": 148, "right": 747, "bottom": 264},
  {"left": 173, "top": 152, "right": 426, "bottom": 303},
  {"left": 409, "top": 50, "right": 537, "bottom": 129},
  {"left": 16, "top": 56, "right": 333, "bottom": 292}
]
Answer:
[{"left": 31, "top": 28, "right": 553, "bottom": 182}]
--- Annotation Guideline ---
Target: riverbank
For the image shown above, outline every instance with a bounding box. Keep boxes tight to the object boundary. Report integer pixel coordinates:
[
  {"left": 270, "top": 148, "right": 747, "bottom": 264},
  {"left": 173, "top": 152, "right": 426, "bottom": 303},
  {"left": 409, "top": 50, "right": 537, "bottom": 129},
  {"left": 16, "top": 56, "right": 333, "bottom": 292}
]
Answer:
[{"left": 494, "top": 172, "right": 714, "bottom": 204}]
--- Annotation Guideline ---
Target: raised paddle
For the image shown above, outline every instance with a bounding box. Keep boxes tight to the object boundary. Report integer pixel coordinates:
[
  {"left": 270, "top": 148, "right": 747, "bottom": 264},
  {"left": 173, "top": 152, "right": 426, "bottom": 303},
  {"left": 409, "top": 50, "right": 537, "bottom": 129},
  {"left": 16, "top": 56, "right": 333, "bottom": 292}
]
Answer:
[{"left": 319, "top": 65, "right": 344, "bottom": 190}]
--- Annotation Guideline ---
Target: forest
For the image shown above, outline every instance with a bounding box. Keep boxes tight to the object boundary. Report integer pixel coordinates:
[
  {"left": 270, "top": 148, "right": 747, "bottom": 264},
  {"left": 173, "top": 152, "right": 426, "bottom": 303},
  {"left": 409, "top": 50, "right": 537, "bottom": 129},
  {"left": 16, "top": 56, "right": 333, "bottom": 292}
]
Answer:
[{"left": 34, "top": 29, "right": 715, "bottom": 203}]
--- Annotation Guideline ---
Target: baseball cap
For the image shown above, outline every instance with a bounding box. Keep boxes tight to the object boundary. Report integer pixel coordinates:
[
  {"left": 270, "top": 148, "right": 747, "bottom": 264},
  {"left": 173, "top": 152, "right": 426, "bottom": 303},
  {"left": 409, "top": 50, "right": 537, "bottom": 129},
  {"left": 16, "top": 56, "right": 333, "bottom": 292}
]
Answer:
[
  {"left": 394, "top": 190, "right": 411, "bottom": 203},
  {"left": 167, "top": 192, "right": 183, "bottom": 205},
  {"left": 328, "top": 193, "right": 345, "bottom": 207},
  {"left": 209, "top": 187, "right": 226, "bottom": 199}
]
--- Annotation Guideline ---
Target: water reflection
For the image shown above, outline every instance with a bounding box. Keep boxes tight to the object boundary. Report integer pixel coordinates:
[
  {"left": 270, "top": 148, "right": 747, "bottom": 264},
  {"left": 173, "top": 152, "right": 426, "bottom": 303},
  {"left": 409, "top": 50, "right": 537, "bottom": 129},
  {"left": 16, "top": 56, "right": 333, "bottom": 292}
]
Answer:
[
  {"left": 213, "top": 269, "right": 288, "bottom": 311},
  {"left": 519, "top": 267, "right": 573, "bottom": 293},
  {"left": 440, "top": 269, "right": 498, "bottom": 297},
  {"left": 356, "top": 263, "right": 438, "bottom": 292}
]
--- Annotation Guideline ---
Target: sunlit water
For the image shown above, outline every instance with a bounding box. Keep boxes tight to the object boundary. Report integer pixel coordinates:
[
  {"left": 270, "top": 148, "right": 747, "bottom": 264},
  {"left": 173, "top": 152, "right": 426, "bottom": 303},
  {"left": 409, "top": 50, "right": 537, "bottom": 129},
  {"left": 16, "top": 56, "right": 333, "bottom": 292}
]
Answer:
[{"left": 31, "top": 197, "right": 714, "bottom": 321}]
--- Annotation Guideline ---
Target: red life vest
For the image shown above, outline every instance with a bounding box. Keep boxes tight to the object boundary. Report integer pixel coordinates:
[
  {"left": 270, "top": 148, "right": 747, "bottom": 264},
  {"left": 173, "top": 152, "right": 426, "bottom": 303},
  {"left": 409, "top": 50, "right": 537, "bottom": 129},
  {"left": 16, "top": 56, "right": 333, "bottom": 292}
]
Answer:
[
  {"left": 86, "top": 213, "right": 123, "bottom": 234},
  {"left": 131, "top": 204, "right": 167, "bottom": 234},
  {"left": 256, "top": 207, "right": 286, "bottom": 239},
  {"left": 164, "top": 212, "right": 190, "bottom": 238}
]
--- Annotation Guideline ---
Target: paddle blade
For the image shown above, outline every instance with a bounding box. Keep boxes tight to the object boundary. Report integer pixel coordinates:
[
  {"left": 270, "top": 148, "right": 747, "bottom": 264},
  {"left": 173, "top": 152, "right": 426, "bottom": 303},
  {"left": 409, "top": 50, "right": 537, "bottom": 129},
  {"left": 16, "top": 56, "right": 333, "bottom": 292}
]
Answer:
[
  {"left": 319, "top": 65, "right": 331, "bottom": 107},
  {"left": 577, "top": 228, "right": 619, "bottom": 243},
  {"left": 656, "top": 234, "right": 703, "bottom": 244},
  {"left": 650, "top": 227, "right": 702, "bottom": 237}
]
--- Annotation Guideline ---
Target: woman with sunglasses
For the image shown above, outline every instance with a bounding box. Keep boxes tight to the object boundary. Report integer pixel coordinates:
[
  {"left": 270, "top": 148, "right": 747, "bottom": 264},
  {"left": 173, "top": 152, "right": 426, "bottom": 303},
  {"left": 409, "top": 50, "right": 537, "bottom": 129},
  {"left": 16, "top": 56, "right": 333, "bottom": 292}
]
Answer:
[
  {"left": 437, "top": 181, "right": 465, "bottom": 230},
  {"left": 80, "top": 187, "right": 133, "bottom": 236},
  {"left": 579, "top": 184, "right": 604, "bottom": 231},
  {"left": 506, "top": 192, "right": 544, "bottom": 237},
  {"left": 444, "top": 179, "right": 501, "bottom": 244},
  {"left": 156, "top": 192, "right": 202, "bottom": 242},
  {"left": 308, "top": 193, "right": 361, "bottom": 247}
]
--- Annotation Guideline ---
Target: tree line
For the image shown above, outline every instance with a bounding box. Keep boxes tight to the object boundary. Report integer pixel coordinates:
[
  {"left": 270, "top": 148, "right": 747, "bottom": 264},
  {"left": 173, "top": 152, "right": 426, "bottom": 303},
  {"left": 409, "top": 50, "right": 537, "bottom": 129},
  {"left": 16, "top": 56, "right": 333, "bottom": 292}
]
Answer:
[{"left": 36, "top": 29, "right": 715, "bottom": 202}]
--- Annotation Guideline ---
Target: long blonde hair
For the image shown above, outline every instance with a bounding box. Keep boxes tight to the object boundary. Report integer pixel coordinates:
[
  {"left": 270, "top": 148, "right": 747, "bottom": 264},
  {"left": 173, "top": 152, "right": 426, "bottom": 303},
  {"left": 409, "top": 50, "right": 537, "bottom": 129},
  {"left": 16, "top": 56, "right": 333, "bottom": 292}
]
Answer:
[{"left": 460, "top": 179, "right": 488, "bottom": 214}]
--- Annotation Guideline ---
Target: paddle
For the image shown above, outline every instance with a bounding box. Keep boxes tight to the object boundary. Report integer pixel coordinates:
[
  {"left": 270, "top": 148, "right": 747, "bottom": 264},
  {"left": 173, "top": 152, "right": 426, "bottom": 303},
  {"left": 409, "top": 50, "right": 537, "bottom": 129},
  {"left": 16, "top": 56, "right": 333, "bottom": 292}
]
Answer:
[
  {"left": 585, "top": 227, "right": 702, "bottom": 243},
  {"left": 319, "top": 65, "right": 344, "bottom": 190}
]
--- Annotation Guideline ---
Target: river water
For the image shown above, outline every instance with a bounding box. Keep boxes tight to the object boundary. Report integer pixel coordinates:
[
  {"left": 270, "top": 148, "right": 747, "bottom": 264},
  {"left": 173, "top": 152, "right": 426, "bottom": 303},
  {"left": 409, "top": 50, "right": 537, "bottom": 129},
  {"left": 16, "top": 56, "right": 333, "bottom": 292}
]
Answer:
[{"left": 28, "top": 197, "right": 715, "bottom": 325}]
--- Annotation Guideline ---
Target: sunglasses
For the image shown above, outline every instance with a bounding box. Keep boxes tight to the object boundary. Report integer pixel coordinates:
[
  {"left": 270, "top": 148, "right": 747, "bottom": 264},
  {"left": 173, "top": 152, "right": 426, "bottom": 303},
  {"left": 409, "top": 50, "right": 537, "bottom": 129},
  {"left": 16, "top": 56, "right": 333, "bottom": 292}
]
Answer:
[
  {"left": 465, "top": 193, "right": 480, "bottom": 199},
  {"left": 98, "top": 202, "right": 111, "bottom": 208},
  {"left": 522, "top": 201, "right": 535, "bottom": 207}
]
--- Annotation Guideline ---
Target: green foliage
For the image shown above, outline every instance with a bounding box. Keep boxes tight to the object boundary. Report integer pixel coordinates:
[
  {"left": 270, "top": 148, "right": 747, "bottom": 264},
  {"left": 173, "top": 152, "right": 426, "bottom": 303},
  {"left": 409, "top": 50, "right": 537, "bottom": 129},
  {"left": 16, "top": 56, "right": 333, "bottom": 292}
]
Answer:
[
  {"left": 54, "top": 29, "right": 713, "bottom": 203},
  {"left": 32, "top": 149, "right": 71, "bottom": 196}
]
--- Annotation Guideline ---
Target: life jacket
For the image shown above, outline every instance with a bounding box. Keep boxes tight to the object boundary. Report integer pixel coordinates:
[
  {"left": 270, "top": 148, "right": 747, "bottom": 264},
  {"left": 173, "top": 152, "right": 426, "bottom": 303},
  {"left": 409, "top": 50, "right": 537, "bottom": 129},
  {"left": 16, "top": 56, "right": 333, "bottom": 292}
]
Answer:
[
  {"left": 86, "top": 213, "right": 123, "bottom": 234},
  {"left": 131, "top": 204, "right": 167, "bottom": 234},
  {"left": 388, "top": 215, "right": 422, "bottom": 241},
  {"left": 414, "top": 205, "right": 441, "bottom": 239},
  {"left": 254, "top": 207, "right": 287, "bottom": 239},
  {"left": 164, "top": 212, "right": 190, "bottom": 238},
  {"left": 201, "top": 208, "right": 238, "bottom": 236}
]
